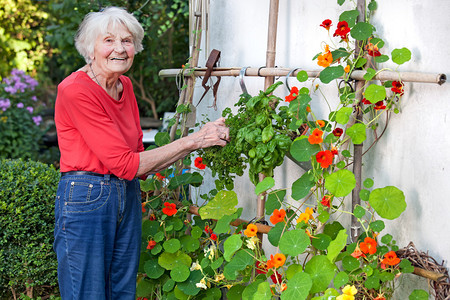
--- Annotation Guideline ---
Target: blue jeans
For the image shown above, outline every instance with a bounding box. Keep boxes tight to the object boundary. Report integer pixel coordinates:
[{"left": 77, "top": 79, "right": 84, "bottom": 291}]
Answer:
[{"left": 54, "top": 174, "right": 142, "bottom": 300}]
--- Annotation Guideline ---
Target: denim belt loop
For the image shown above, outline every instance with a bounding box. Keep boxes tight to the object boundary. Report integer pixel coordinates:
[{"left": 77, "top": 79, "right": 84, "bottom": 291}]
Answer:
[{"left": 104, "top": 174, "right": 111, "bottom": 182}]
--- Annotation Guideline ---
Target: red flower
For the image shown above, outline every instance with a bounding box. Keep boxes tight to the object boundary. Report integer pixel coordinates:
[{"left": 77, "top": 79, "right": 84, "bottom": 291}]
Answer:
[
  {"left": 142, "top": 203, "right": 146, "bottom": 213},
  {"left": 333, "top": 21, "right": 350, "bottom": 40},
  {"left": 391, "top": 81, "right": 404, "bottom": 96},
  {"left": 162, "top": 202, "right": 177, "bottom": 216},
  {"left": 210, "top": 233, "right": 217, "bottom": 241},
  {"left": 381, "top": 251, "right": 401, "bottom": 266},
  {"left": 351, "top": 244, "right": 366, "bottom": 259},
  {"left": 361, "top": 98, "right": 372, "bottom": 105},
  {"left": 271, "top": 271, "right": 282, "bottom": 284},
  {"left": 374, "top": 101, "right": 386, "bottom": 110},
  {"left": 155, "top": 172, "right": 165, "bottom": 180},
  {"left": 205, "top": 225, "right": 213, "bottom": 235},
  {"left": 255, "top": 261, "right": 268, "bottom": 274},
  {"left": 269, "top": 208, "right": 286, "bottom": 225},
  {"left": 331, "top": 147, "right": 338, "bottom": 156},
  {"left": 332, "top": 128, "right": 343, "bottom": 137},
  {"left": 366, "top": 42, "right": 381, "bottom": 57},
  {"left": 308, "top": 128, "right": 324, "bottom": 144},
  {"left": 194, "top": 157, "right": 206, "bottom": 169},
  {"left": 321, "top": 195, "right": 332, "bottom": 207},
  {"left": 147, "top": 240, "right": 157, "bottom": 250},
  {"left": 320, "top": 19, "right": 332, "bottom": 31},
  {"left": 149, "top": 214, "right": 156, "bottom": 221},
  {"left": 316, "top": 150, "right": 334, "bottom": 168},
  {"left": 285, "top": 86, "right": 299, "bottom": 103},
  {"left": 374, "top": 296, "right": 386, "bottom": 300},
  {"left": 360, "top": 237, "right": 377, "bottom": 255}
]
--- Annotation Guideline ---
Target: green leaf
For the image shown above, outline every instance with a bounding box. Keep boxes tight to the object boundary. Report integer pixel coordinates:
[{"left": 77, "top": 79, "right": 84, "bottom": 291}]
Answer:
[
  {"left": 359, "top": 189, "right": 370, "bottom": 201},
  {"left": 368, "top": 1, "right": 378, "bottom": 11},
  {"left": 374, "top": 55, "right": 389, "bottom": 63},
  {"left": 392, "top": 47, "right": 412, "bottom": 65},
  {"left": 279, "top": 229, "right": 311, "bottom": 257},
  {"left": 223, "top": 234, "right": 243, "bottom": 262},
  {"left": 355, "top": 57, "right": 367, "bottom": 68},
  {"left": 381, "top": 233, "right": 393, "bottom": 244},
  {"left": 363, "top": 68, "right": 377, "bottom": 81},
  {"left": 286, "top": 264, "right": 303, "bottom": 280},
  {"left": 337, "top": 0, "right": 345, "bottom": 6},
  {"left": 369, "top": 220, "right": 385, "bottom": 232},
  {"left": 326, "top": 229, "right": 348, "bottom": 262},
  {"left": 409, "top": 289, "right": 429, "bottom": 300},
  {"left": 254, "top": 282, "right": 272, "bottom": 300},
  {"left": 242, "top": 279, "right": 265, "bottom": 300},
  {"left": 364, "top": 273, "right": 381, "bottom": 290},
  {"left": 342, "top": 255, "right": 360, "bottom": 271},
  {"left": 297, "top": 70, "right": 308, "bottom": 82},
  {"left": 400, "top": 259, "right": 415, "bottom": 274},
  {"left": 177, "top": 270, "right": 202, "bottom": 296},
  {"left": 227, "top": 285, "right": 246, "bottom": 300},
  {"left": 211, "top": 257, "right": 224, "bottom": 270},
  {"left": 333, "top": 271, "right": 349, "bottom": 289},
  {"left": 363, "top": 178, "right": 374, "bottom": 188},
  {"left": 347, "top": 123, "right": 366, "bottom": 144},
  {"left": 170, "top": 265, "right": 190, "bottom": 282},
  {"left": 144, "top": 259, "right": 165, "bottom": 279},
  {"left": 199, "top": 190, "right": 238, "bottom": 220},
  {"left": 190, "top": 226, "right": 203, "bottom": 239},
  {"left": 136, "top": 279, "right": 155, "bottom": 297},
  {"left": 292, "top": 172, "right": 315, "bottom": 200},
  {"left": 324, "top": 221, "right": 345, "bottom": 240},
  {"left": 353, "top": 205, "right": 366, "bottom": 219},
  {"left": 311, "top": 233, "right": 332, "bottom": 251},
  {"left": 369, "top": 186, "right": 406, "bottom": 220},
  {"left": 155, "top": 131, "right": 170, "bottom": 146},
  {"left": 319, "top": 66, "right": 345, "bottom": 84},
  {"left": 335, "top": 107, "right": 353, "bottom": 125},
  {"left": 265, "top": 189, "right": 286, "bottom": 215},
  {"left": 168, "top": 173, "right": 203, "bottom": 189},
  {"left": 255, "top": 177, "right": 275, "bottom": 195},
  {"left": 350, "top": 22, "right": 374, "bottom": 40},
  {"left": 365, "top": 84, "right": 386, "bottom": 104},
  {"left": 339, "top": 10, "right": 359, "bottom": 27},
  {"left": 268, "top": 222, "right": 285, "bottom": 247},
  {"left": 280, "top": 272, "right": 312, "bottom": 300},
  {"left": 290, "top": 138, "right": 320, "bottom": 162},
  {"left": 223, "top": 250, "right": 255, "bottom": 280},
  {"left": 331, "top": 48, "right": 350, "bottom": 60},
  {"left": 163, "top": 279, "right": 175, "bottom": 292},
  {"left": 180, "top": 236, "right": 200, "bottom": 252},
  {"left": 261, "top": 124, "right": 274, "bottom": 143},
  {"left": 163, "top": 239, "right": 181, "bottom": 253},
  {"left": 304, "top": 255, "right": 336, "bottom": 294},
  {"left": 325, "top": 169, "right": 356, "bottom": 197},
  {"left": 158, "top": 251, "right": 192, "bottom": 270}
]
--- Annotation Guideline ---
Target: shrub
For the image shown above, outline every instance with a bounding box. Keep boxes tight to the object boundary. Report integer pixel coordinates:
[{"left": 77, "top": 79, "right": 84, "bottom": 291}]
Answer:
[{"left": 0, "top": 159, "right": 60, "bottom": 299}]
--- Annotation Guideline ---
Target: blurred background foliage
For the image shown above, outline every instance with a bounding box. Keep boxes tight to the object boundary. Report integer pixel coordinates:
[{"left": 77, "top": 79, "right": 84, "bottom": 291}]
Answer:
[{"left": 0, "top": 0, "right": 189, "bottom": 118}]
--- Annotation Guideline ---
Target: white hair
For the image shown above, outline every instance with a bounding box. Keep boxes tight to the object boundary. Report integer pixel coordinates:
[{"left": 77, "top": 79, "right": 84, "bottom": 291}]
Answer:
[{"left": 74, "top": 7, "right": 144, "bottom": 64}]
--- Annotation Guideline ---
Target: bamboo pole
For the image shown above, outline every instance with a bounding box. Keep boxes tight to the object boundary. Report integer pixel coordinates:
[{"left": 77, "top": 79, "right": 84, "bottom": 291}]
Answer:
[{"left": 159, "top": 67, "right": 446, "bottom": 85}]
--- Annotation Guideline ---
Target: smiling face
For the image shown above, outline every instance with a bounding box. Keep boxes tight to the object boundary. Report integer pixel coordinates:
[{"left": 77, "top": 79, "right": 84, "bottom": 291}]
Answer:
[{"left": 91, "top": 22, "right": 135, "bottom": 79}]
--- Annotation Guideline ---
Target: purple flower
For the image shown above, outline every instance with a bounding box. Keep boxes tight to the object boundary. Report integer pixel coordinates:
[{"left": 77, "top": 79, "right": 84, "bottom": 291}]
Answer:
[
  {"left": 26, "top": 106, "right": 34, "bottom": 114},
  {"left": 32, "top": 115, "right": 43, "bottom": 126},
  {"left": 31, "top": 96, "right": 38, "bottom": 102},
  {"left": 17, "top": 102, "right": 24, "bottom": 108},
  {"left": 0, "top": 98, "right": 11, "bottom": 111}
]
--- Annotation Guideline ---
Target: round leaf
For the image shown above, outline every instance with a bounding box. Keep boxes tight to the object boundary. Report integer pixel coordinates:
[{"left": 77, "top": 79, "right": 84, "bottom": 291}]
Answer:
[
  {"left": 335, "top": 107, "right": 353, "bottom": 125},
  {"left": 280, "top": 272, "right": 312, "bottom": 300},
  {"left": 290, "top": 138, "right": 320, "bottom": 162},
  {"left": 319, "top": 66, "right": 345, "bottom": 84},
  {"left": 347, "top": 123, "right": 367, "bottom": 144},
  {"left": 350, "top": 22, "right": 374, "bottom": 40},
  {"left": 359, "top": 189, "right": 370, "bottom": 201},
  {"left": 365, "top": 84, "right": 386, "bottom": 104},
  {"left": 163, "top": 239, "right": 181, "bottom": 253},
  {"left": 199, "top": 190, "right": 238, "bottom": 220},
  {"left": 369, "top": 186, "right": 406, "bottom": 220},
  {"left": 255, "top": 176, "right": 275, "bottom": 195},
  {"left": 333, "top": 271, "right": 349, "bottom": 289},
  {"left": 392, "top": 47, "right": 412, "bottom": 65},
  {"left": 311, "top": 233, "right": 332, "bottom": 251},
  {"left": 286, "top": 264, "right": 303, "bottom": 280},
  {"left": 353, "top": 205, "right": 366, "bottom": 219},
  {"left": 297, "top": 70, "right": 308, "bottom": 82},
  {"left": 409, "top": 289, "right": 429, "bottom": 300},
  {"left": 304, "top": 255, "right": 336, "bottom": 294},
  {"left": 144, "top": 259, "right": 165, "bottom": 279},
  {"left": 223, "top": 234, "right": 243, "bottom": 262},
  {"left": 363, "top": 178, "right": 374, "bottom": 188},
  {"left": 325, "top": 169, "right": 356, "bottom": 197},
  {"left": 177, "top": 270, "right": 202, "bottom": 296},
  {"left": 279, "top": 229, "right": 311, "bottom": 257},
  {"left": 170, "top": 265, "right": 190, "bottom": 282},
  {"left": 158, "top": 251, "right": 192, "bottom": 270},
  {"left": 342, "top": 255, "right": 360, "bottom": 272},
  {"left": 292, "top": 172, "right": 315, "bottom": 200}
]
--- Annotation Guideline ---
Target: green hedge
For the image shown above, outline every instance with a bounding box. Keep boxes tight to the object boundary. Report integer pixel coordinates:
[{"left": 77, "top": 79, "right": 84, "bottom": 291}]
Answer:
[{"left": 0, "top": 159, "right": 60, "bottom": 299}]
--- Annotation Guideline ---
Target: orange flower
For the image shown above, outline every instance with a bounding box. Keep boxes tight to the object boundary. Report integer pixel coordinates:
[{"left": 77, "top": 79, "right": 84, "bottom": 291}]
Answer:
[
  {"left": 331, "top": 146, "right": 338, "bottom": 156},
  {"left": 317, "top": 50, "right": 333, "bottom": 68},
  {"left": 320, "top": 19, "right": 332, "bottom": 31},
  {"left": 306, "top": 105, "right": 311, "bottom": 112},
  {"left": 360, "top": 237, "right": 377, "bottom": 255},
  {"left": 316, "top": 120, "right": 325, "bottom": 128},
  {"left": 305, "top": 207, "right": 314, "bottom": 216},
  {"left": 162, "top": 202, "right": 177, "bottom": 216},
  {"left": 244, "top": 224, "right": 258, "bottom": 237},
  {"left": 270, "top": 208, "right": 286, "bottom": 225},
  {"left": 147, "top": 240, "right": 157, "bottom": 250},
  {"left": 374, "top": 295, "right": 386, "bottom": 300},
  {"left": 273, "top": 253, "right": 286, "bottom": 268},
  {"left": 285, "top": 86, "right": 299, "bottom": 103},
  {"left": 297, "top": 208, "right": 314, "bottom": 224},
  {"left": 374, "top": 100, "right": 386, "bottom": 110},
  {"left": 266, "top": 256, "right": 275, "bottom": 269},
  {"left": 194, "top": 157, "right": 206, "bottom": 169},
  {"left": 381, "top": 251, "right": 401, "bottom": 266},
  {"left": 351, "top": 244, "right": 366, "bottom": 259},
  {"left": 308, "top": 128, "right": 323, "bottom": 144},
  {"left": 155, "top": 172, "right": 165, "bottom": 180},
  {"left": 316, "top": 150, "right": 334, "bottom": 168},
  {"left": 344, "top": 65, "right": 351, "bottom": 73},
  {"left": 142, "top": 202, "right": 147, "bottom": 213}
]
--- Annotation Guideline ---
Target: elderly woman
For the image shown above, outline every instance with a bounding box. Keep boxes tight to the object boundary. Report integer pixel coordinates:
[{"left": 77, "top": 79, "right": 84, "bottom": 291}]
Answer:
[{"left": 53, "top": 7, "right": 228, "bottom": 299}]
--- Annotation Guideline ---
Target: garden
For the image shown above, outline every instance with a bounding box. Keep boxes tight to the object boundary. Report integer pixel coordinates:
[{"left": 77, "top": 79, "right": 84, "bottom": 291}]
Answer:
[{"left": 1, "top": 0, "right": 450, "bottom": 299}]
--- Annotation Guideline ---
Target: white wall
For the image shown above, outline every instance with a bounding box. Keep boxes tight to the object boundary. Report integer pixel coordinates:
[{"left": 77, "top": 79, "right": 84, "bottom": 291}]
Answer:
[{"left": 192, "top": 0, "right": 450, "bottom": 297}]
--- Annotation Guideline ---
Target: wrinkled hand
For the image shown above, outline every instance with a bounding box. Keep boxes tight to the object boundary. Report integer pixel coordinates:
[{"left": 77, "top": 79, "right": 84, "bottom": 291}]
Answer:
[{"left": 191, "top": 117, "right": 229, "bottom": 149}]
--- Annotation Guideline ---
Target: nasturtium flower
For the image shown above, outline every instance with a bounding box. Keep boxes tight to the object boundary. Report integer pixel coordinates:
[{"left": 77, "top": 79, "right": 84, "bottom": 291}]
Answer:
[
  {"left": 333, "top": 21, "right": 350, "bottom": 40},
  {"left": 142, "top": 203, "right": 147, "bottom": 213},
  {"left": 381, "top": 251, "right": 401, "bottom": 266},
  {"left": 285, "top": 86, "right": 299, "bottom": 102},
  {"left": 305, "top": 207, "right": 314, "bottom": 216},
  {"left": 205, "top": 225, "right": 213, "bottom": 235},
  {"left": 194, "top": 157, "right": 206, "bottom": 169},
  {"left": 273, "top": 253, "right": 286, "bottom": 268},
  {"left": 337, "top": 285, "right": 358, "bottom": 300},
  {"left": 308, "top": 128, "right": 324, "bottom": 144},
  {"left": 196, "top": 278, "right": 208, "bottom": 289},
  {"left": 374, "top": 101, "right": 386, "bottom": 110},
  {"left": 246, "top": 236, "right": 259, "bottom": 250},
  {"left": 255, "top": 261, "right": 268, "bottom": 274},
  {"left": 321, "top": 195, "right": 332, "bottom": 207},
  {"left": 297, "top": 208, "right": 314, "bottom": 224},
  {"left": 317, "top": 45, "right": 333, "bottom": 68},
  {"left": 244, "top": 223, "right": 258, "bottom": 237},
  {"left": 361, "top": 98, "right": 372, "bottom": 105},
  {"left": 210, "top": 233, "right": 217, "bottom": 241},
  {"left": 271, "top": 270, "right": 282, "bottom": 283},
  {"left": 331, "top": 146, "right": 338, "bottom": 156},
  {"left": 162, "top": 202, "right": 177, "bottom": 216},
  {"left": 391, "top": 81, "right": 405, "bottom": 96},
  {"left": 360, "top": 237, "right": 377, "bottom": 255},
  {"left": 373, "top": 295, "right": 386, "bottom": 300},
  {"left": 351, "top": 244, "right": 366, "bottom": 259},
  {"left": 332, "top": 128, "right": 343, "bottom": 137},
  {"left": 147, "top": 240, "right": 157, "bottom": 250},
  {"left": 320, "top": 19, "right": 332, "bottom": 30},
  {"left": 344, "top": 65, "right": 351, "bottom": 73},
  {"left": 154, "top": 172, "right": 165, "bottom": 180},
  {"left": 270, "top": 208, "right": 286, "bottom": 225},
  {"left": 366, "top": 42, "right": 381, "bottom": 57},
  {"left": 316, "top": 150, "right": 334, "bottom": 168},
  {"left": 316, "top": 120, "right": 325, "bottom": 128}
]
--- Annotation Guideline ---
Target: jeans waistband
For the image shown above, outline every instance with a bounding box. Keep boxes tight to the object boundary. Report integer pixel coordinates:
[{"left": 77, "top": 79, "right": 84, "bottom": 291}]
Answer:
[{"left": 60, "top": 171, "right": 120, "bottom": 179}]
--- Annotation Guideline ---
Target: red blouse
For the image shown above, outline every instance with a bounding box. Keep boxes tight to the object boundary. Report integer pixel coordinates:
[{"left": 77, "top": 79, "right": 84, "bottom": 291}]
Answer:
[{"left": 55, "top": 71, "right": 144, "bottom": 180}]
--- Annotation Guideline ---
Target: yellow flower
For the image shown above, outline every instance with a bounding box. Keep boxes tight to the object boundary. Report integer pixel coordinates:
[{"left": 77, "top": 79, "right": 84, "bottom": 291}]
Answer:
[
  {"left": 305, "top": 207, "right": 314, "bottom": 217},
  {"left": 0, "top": 116, "right": 7, "bottom": 123},
  {"left": 214, "top": 273, "right": 225, "bottom": 282},
  {"left": 296, "top": 212, "right": 310, "bottom": 224},
  {"left": 336, "top": 295, "right": 354, "bottom": 300},
  {"left": 342, "top": 285, "right": 357, "bottom": 296}
]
